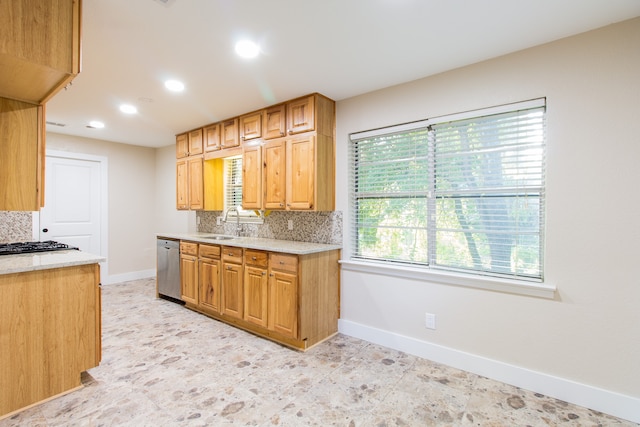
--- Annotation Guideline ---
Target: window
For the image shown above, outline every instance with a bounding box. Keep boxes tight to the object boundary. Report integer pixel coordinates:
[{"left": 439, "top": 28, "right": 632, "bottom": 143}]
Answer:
[
  {"left": 223, "top": 156, "right": 263, "bottom": 223},
  {"left": 349, "top": 99, "right": 545, "bottom": 281}
]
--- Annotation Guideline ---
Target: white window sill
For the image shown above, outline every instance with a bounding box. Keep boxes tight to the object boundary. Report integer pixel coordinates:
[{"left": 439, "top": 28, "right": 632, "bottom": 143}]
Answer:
[{"left": 339, "top": 260, "right": 556, "bottom": 299}]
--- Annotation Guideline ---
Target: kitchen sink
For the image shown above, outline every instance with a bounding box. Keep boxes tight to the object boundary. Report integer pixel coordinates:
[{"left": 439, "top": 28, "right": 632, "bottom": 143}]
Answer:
[{"left": 203, "top": 235, "right": 236, "bottom": 241}]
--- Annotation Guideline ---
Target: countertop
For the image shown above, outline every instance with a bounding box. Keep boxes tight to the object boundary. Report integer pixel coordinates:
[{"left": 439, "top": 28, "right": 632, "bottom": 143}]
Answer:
[
  {"left": 157, "top": 233, "right": 342, "bottom": 255},
  {"left": 0, "top": 250, "right": 106, "bottom": 275}
]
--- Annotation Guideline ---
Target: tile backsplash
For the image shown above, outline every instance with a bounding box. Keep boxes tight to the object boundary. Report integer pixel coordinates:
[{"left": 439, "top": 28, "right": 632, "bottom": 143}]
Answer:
[
  {"left": 196, "top": 210, "right": 343, "bottom": 245},
  {"left": 0, "top": 211, "right": 33, "bottom": 243}
]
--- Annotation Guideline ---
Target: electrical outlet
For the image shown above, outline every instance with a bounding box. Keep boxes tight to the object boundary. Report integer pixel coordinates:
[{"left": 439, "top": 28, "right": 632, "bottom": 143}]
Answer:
[
  {"left": 217, "top": 217, "right": 222, "bottom": 226},
  {"left": 425, "top": 313, "right": 436, "bottom": 330},
  {"left": 287, "top": 219, "right": 293, "bottom": 230}
]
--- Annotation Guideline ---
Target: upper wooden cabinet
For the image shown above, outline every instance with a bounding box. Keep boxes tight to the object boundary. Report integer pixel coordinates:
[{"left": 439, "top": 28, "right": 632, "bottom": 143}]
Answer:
[
  {"left": 242, "top": 145, "right": 262, "bottom": 210},
  {"left": 264, "top": 104, "right": 286, "bottom": 140},
  {"left": 176, "top": 133, "right": 189, "bottom": 158},
  {"left": 240, "top": 111, "right": 263, "bottom": 143},
  {"left": 177, "top": 93, "right": 335, "bottom": 212},
  {"left": 0, "top": 98, "right": 45, "bottom": 211},
  {"left": 287, "top": 95, "right": 315, "bottom": 135},
  {"left": 0, "top": 0, "right": 82, "bottom": 104},
  {"left": 204, "top": 123, "right": 221, "bottom": 152},
  {"left": 188, "top": 128, "right": 203, "bottom": 156},
  {"left": 222, "top": 118, "right": 240, "bottom": 149}
]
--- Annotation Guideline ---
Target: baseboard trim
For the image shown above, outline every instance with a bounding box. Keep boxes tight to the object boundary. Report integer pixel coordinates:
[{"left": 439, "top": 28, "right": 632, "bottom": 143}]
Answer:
[
  {"left": 338, "top": 319, "right": 639, "bottom": 424},
  {"left": 103, "top": 269, "right": 155, "bottom": 285}
]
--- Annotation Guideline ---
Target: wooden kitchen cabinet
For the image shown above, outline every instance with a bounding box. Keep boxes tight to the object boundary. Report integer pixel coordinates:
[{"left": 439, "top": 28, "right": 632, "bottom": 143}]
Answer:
[
  {"left": 222, "top": 118, "right": 240, "bottom": 149},
  {"left": 221, "top": 246, "right": 243, "bottom": 319},
  {"left": 240, "top": 111, "right": 263, "bottom": 143},
  {"left": 286, "top": 95, "right": 315, "bottom": 135},
  {"left": 257, "top": 134, "right": 332, "bottom": 211},
  {"left": 198, "top": 244, "right": 221, "bottom": 315},
  {"left": 242, "top": 144, "right": 263, "bottom": 210},
  {"left": 176, "top": 132, "right": 189, "bottom": 158},
  {"left": 0, "top": 262, "right": 101, "bottom": 417},
  {"left": 188, "top": 156, "right": 204, "bottom": 210},
  {"left": 178, "top": 92, "right": 334, "bottom": 212},
  {"left": 179, "top": 239, "right": 341, "bottom": 351},
  {"left": 262, "top": 139, "right": 287, "bottom": 209},
  {"left": 0, "top": 0, "right": 82, "bottom": 104},
  {"left": 0, "top": 98, "right": 45, "bottom": 211},
  {"left": 188, "top": 128, "right": 204, "bottom": 156},
  {"left": 243, "top": 249, "right": 268, "bottom": 328},
  {"left": 180, "top": 242, "right": 198, "bottom": 305},
  {"left": 263, "top": 103, "right": 286, "bottom": 140},
  {"left": 204, "top": 123, "right": 221, "bottom": 152},
  {"left": 176, "top": 153, "right": 204, "bottom": 210},
  {"left": 268, "top": 253, "right": 298, "bottom": 338}
]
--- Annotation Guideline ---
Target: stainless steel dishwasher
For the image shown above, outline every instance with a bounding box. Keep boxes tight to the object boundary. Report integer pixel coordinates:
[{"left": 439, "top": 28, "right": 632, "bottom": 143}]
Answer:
[{"left": 156, "top": 238, "right": 182, "bottom": 302}]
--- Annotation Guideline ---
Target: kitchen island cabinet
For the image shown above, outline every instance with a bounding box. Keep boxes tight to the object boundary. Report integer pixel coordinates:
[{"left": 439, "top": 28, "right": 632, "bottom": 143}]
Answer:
[{"left": 0, "top": 250, "right": 103, "bottom": 418}]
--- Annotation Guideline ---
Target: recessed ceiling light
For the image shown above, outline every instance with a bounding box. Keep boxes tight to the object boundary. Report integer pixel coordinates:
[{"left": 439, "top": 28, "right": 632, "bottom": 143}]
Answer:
[
  {"left": 120, "top": 104, "right": 138, "bottom": 114},
  {"left": 164, "top": 79, "right": 185, "bottom": 92},
  {"left": 235, "top": 40, "right": 260, "bottom": 59},
  {"left": 88, "top": 120, "right": 105, "bottom": 129}
]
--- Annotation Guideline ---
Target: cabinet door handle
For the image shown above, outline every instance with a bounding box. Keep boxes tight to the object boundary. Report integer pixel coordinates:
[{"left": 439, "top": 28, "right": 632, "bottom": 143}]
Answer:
[
  {"left": 262, "top": 272, "right": 267, "bottom": 276},
  {"left": 252, "top": 256, "right": 257, "bottom": 260},
  {"left": 280, "top": 131, "right": 285, "bottom": 136},
  {"left": 279, "top": 261, "right": 285, "bottom": 265}
]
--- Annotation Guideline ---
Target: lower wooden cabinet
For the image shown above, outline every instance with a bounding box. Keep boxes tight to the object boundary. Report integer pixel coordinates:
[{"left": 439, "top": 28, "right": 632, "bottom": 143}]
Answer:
[
  {"left": 179, "top": 242, "right": 198, "bottom": 304},
  {"left": 198, "top": 244, "right": 221, "bottom": 315},
  {"left": 0, "top": 263, "right": 101, "bottom": 417},
  {"left": 179, "top": 240, "right": 340, "bottom": 351}
]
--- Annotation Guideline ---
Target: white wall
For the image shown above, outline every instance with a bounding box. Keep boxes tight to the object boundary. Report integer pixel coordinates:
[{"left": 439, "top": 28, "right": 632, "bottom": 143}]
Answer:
[
  {"left": 46, "top": 133, "right": 159, "bottom": 282},
  {"left": 336, "top": 18, "right": 640, "bottom": 422}
]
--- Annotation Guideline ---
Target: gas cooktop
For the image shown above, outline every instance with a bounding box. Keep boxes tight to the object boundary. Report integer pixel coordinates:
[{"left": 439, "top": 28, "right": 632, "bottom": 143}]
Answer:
[{"left": 0, "top": 240, "right": 79, "bottom": 256}]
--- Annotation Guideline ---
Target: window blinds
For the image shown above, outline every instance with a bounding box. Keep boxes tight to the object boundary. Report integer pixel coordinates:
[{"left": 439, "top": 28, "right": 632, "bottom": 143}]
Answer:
[{"left": 349, "top": 99, "right": 546, "bottom": 280}]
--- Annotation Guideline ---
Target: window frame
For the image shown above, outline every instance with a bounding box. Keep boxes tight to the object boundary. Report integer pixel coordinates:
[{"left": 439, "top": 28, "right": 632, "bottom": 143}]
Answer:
[{"left": 347, "top": 99, "right": 548, "bottom": 293}]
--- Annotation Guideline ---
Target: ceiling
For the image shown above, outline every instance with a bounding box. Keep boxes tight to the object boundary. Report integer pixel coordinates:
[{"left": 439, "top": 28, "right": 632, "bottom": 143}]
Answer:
[{"left": 45, "top": 0, "right": 640, "bottom": 148}]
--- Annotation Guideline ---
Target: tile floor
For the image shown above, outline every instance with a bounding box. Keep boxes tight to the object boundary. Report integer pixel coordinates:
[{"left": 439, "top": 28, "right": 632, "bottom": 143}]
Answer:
[{"left": 1, "top": 278, "right": 636, "bottom": 426}]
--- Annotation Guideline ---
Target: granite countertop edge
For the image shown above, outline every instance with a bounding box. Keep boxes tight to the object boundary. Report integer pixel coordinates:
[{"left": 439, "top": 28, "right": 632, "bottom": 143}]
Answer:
[
  {"left": 0, "top": 251, "right": 106, "bottom": 276},
  {"left": 157, "top": 233, "right": 342, "bottom": 255}
]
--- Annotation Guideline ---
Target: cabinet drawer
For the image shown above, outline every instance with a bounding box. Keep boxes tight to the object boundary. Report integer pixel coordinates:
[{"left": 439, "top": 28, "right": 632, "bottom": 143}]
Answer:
[
  {"left": 180, "top": 241, "right": 198, "bottom": 256},
  {"left": 269, "top": 253, "right": 298, "bottom": 273},
  {"left": 222, "top": 246, "right": 243, "bottom": 263},
  {"left": 199, "top": 244, "right": 221, "bottom": 259},
  {"left": 244, "top": 249, "right": 268, "bottom": 267}
]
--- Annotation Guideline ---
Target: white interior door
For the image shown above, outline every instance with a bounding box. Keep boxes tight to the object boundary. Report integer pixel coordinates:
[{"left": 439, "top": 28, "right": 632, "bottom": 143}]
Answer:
[{"left": 39, "top": 154, "right": 103, "bottom": 255}]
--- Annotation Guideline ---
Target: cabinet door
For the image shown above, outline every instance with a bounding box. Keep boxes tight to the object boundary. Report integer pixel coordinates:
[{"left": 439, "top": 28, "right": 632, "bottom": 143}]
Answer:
[
  {"left": 0, "top": 98, "right": 44, "bottom": 211},
  {"left": 204, "top": 123, "right": 221, "bottom": 152},
  {"left": 221, "top": 261, "right": 243, "bottom": 319},
  {"left": 0, "top": 0, "right": 81, "bottom": 104},
  {"left": 221, "top": 118, "right": 239, "bottom": 149},
  {"left": 244, "top": 266, "right": 268, "bottom": 327},
  {"left": 240, "top": 111, "right": 262, "bottom": 142},
  {"left": 176, "top": 133, "right": 189, "bottom": 158},
  {"left": 268, "top": 270, "right": 298, "bottom": 338},
  {"left": 287, "top": 135, "right": 315, "bottom": 210},
  {"left": 176, "top": 159, "right": 188, "bottom": 210},
  {"left": 188, "top": 156, "right": 204, "bottom": 210},
  {"left": 242, "top": 145, "right": 262, "bottom": 210},
  {"left": 188, "top": 128, "right": 203, "bottom": 155},
  {"left": 180, "top": 254, "right": 198, "bottom": 304},
  {"left": 263, "top": 140, "right": 286, "bottom": 210},
  {"left": 199, "top": 258, "right": 221, "bottom": 313},
  {"left": 287, "top": 95, "right": 315, "bottom": 135},
  {"left": 264, "top": 104, "right": 286, "bottom": 140}
]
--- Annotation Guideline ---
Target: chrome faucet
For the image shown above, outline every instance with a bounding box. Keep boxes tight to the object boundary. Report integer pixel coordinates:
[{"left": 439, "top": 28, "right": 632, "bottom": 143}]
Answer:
[{"left": 224, "top": 206, "right": 242, "bottom": 236}]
